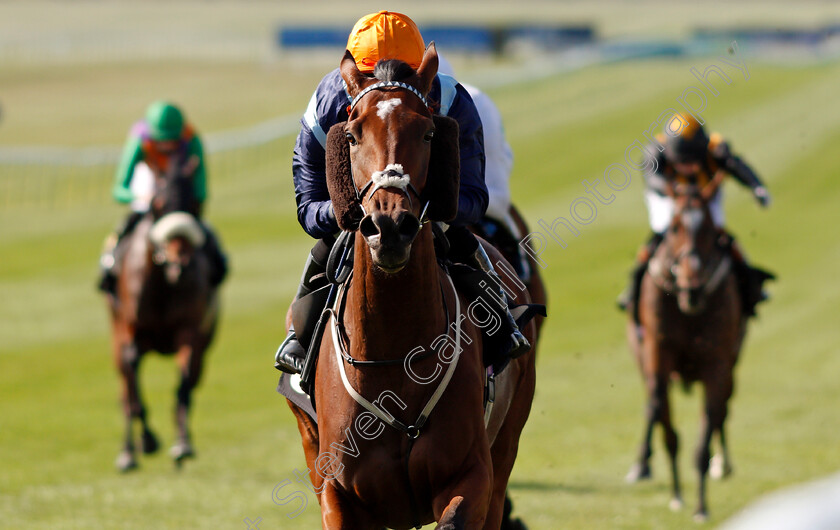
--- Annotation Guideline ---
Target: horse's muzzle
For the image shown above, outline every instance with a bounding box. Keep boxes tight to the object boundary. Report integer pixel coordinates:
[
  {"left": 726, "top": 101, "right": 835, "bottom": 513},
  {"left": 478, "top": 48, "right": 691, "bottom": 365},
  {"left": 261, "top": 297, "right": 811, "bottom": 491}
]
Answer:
[{"left": 359, "top": 211, "right": 421, "bottom": 273}]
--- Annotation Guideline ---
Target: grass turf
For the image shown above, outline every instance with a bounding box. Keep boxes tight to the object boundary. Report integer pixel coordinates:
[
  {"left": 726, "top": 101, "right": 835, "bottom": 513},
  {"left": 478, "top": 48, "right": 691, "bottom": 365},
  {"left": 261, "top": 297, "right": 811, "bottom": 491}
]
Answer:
[{"left": 1, "top": 54, "right": 839, "bottom": 529}]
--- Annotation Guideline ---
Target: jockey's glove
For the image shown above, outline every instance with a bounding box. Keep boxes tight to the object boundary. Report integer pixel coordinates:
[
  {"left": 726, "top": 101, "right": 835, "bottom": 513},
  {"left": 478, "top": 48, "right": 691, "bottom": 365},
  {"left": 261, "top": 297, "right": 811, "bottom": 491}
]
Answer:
[{"left": 753, "top": 186, "right": 771, "bottom": 208}]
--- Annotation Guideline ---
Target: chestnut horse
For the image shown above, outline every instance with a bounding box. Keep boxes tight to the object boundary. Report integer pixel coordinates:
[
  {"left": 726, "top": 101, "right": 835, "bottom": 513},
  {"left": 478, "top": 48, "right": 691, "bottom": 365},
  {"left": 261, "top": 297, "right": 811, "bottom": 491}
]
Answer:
[
  {"left": 625, "top": 173, "right": 746, "bottom": 521},
  {"left": 286, "top": 44, "right": 541, "bottom": 529},
  {"left": 105, "top": 159, "right": 220, "bottom": 471}
]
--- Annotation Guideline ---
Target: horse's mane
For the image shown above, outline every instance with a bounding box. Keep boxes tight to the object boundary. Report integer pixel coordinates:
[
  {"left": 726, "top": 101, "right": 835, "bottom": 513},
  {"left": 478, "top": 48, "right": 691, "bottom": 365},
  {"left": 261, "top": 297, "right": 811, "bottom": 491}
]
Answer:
[{"left": 373, "top": 59, "right": 416, "bottom": 82}]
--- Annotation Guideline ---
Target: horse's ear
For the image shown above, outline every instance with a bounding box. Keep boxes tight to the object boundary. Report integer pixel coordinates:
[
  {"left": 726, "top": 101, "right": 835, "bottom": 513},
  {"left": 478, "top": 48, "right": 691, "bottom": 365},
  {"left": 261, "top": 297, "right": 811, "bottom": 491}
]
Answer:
[
  {"left": 340, "top": 50, "right": 367, "bottom": 98},
  {"left": 423, "top": 115, "right": 460, "bottom": 222},
  {"left": 325, "top": 122, "right": 362, "bottom": 230},
  {"left": 415, "top": 42, "right": 439, "bottom": 96}
]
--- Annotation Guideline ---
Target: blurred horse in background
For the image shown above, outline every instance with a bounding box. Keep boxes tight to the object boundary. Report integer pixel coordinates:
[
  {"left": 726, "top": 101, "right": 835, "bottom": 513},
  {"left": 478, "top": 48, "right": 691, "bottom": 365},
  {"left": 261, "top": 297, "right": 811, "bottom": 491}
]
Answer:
[
  {"left": 105, "top": 158, "right": 220, "bottom": 471},
  {"left": 626, "top": 172, "right": 746, "bottom": 521}
]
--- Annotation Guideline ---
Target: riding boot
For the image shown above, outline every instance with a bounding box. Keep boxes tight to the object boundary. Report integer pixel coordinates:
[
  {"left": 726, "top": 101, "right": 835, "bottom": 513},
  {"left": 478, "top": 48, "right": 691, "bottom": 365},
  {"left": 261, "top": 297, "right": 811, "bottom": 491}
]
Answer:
[
  {"left": 617, "top": 232, "right": 663, "bottom": 312},
  {"left": 720, "top": 232, "right": 775, "bottom": 316},
  {"left": 97, "top": 211, "right": 144, "bottom": 294},
  {"left": 201, "top": 224, "right": 228, "bottom": 287},
  {"left": 467, "top": 244, "right": 532, "bottom": 360},
  {"left": 274, "top": 243, "right": 330, "bottom": 374}
]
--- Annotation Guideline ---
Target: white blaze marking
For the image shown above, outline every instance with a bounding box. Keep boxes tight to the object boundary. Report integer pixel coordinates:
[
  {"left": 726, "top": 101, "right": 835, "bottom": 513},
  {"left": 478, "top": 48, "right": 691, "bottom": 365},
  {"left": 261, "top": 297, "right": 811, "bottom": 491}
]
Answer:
[
  {"left": 376, "top": 98, "right": 402, "bottom": 120},
  {"left": 371, "top": 164, "right": 410, "bottom": 190}
]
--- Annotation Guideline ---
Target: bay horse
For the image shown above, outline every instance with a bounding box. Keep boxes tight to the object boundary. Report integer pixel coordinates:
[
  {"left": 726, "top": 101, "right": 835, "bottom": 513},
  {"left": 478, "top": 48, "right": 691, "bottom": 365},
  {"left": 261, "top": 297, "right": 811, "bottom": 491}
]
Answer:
[
  {"left": 625, "top": 172, "right": 746, "bottom": 521},
  {"left": 105, "top": 158, "right": 220, "bottom": 472},
  {"left": 285, "top": 44, "right": 541, "bottom": 529}
]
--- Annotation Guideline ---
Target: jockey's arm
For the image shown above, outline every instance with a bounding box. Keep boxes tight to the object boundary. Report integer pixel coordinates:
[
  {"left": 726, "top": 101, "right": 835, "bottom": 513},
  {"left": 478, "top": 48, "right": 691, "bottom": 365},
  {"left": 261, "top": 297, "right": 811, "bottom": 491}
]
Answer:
[
  {"left": 188, "top": 134, "right": 208, "bottom": 203},
  {"left": 113, "top": 134, "right": 144, "bottom": 203},
  {"left": 293, "top": 130, "right": 339, "bottom": 239},
  {"left": 444, "top": 81, "right": 488, "bottom": 226},
  {"left": 292, "top": 70, "right": 346, "bottom": 240},
  {"left": 710, "top": 137, "right": 770, "bottom": 206}
]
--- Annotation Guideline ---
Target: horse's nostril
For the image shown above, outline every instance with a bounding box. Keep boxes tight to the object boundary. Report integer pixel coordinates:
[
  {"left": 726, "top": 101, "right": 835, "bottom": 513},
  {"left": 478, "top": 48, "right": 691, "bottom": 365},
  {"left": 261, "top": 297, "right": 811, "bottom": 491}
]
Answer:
[
  {"left": 359, "top": 215, "right": 380, "bottom": 238},
  {"left": 397, "top": 214, "right": 421, "bottom": 239}
]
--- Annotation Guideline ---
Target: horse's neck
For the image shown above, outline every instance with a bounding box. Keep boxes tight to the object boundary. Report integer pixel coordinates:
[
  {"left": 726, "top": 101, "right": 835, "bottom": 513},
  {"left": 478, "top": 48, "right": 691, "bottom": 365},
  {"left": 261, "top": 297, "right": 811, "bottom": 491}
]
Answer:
[
  {"left": 653, "top": 219, "right": 724, "bottom": 279},
  {"left": 345, "top": 228, "right": 445, "bottom": 361}
]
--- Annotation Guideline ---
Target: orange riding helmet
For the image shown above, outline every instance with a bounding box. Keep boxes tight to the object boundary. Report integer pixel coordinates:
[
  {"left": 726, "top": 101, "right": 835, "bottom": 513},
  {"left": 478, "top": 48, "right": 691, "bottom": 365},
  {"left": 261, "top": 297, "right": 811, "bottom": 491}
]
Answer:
[{"left": 346, "top": 11, "right": 426, "bottom": 73}]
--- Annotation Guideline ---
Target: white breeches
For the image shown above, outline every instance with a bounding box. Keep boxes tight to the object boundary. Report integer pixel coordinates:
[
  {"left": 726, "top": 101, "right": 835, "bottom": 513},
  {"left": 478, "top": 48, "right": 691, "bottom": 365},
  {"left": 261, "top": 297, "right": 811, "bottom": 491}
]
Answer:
[
  {"left": 645, "top": 189, "right": 724, "bottom": 234},
  {"left": 129, "top": 162, "right": 155, "bottom": 212}
]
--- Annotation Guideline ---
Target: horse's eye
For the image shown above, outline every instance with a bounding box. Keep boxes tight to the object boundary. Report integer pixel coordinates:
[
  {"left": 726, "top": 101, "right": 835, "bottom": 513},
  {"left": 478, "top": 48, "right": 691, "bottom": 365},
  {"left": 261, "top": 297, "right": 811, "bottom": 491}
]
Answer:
[
  {"left": 423, "top": 130, "right": 435, "bottom": 143},
  {"left": 345, "top": 132, "right": 357, "bottom": 146}
]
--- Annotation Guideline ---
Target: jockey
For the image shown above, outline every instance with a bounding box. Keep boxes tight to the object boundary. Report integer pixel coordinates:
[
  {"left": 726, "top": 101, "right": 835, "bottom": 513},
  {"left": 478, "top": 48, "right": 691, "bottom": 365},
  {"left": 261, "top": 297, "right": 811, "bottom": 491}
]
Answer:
[
  {"left": 97, "top": 101, "right": 227, "bottom": 294},
  {"left": 274, "top": 11, "right": 530, "bottom": 375},
  {"left": 436, "top": 53, "right": 531, "bottom": 282},
  {"left": 618, "top": 112, "right": 774, "bottom": 316}
]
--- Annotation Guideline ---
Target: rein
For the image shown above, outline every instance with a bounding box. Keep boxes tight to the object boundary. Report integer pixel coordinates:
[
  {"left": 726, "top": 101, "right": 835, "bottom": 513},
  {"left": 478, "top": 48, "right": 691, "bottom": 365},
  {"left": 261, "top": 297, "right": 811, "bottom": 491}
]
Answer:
[{"left": 330, "top": 272, "right": 463, "bottom": 440}]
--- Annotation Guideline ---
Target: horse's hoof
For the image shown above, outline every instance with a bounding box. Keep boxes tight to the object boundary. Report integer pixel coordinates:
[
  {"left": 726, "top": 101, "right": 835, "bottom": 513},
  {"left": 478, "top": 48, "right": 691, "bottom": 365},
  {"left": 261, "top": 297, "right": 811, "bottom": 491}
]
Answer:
[
  {"left": 141, "top": 430, "right": 160, "bottom": 455},
  {"left": 625, "top": 463, "right": 651, "bottom": 483},
  {"left": 115, "top": 451, "right": 138, "bottom": 472},
  {"left": 170, "top": 442, "right": 195, "bottom": 467},
  {"left": 709, "top": 454, "right": 732, "bottom": 480},
  {"left": 693, "top": 510, "right": 709, "bottom": 523},
  {"left": 669, "top": 497, "right": 684, "bottom": 511}
]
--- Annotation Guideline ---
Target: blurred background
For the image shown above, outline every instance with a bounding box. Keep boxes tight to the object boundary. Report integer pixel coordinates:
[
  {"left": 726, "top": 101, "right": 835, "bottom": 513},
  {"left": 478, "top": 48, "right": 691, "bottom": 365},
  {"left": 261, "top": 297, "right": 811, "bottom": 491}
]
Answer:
[{"left": 1, "top": 1, "right": 839, "bottom": 528}]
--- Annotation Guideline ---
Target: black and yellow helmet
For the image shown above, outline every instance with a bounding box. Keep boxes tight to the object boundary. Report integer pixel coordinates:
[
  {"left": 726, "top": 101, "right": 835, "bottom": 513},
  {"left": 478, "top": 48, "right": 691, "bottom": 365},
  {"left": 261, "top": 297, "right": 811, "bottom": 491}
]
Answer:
[{"left": 664, "top": 113, "right": 709, "bottom": 164}]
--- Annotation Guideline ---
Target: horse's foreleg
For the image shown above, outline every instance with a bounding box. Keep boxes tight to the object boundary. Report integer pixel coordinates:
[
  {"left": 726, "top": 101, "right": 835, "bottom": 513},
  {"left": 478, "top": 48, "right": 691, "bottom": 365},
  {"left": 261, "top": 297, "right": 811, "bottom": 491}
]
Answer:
[
  {"left": 172, "top": 339, "right": 204, "bottom": 466},
  {"left": 694, "top": 376, "right": 734, "bottom": 522},
  {"left": 710, "top": 423, "right": 734, "bottom": 480},
  {"left": 627, "top": 374, "right": 667, "bottom": 484},
  {"left": 658, "top": 379, "right": 682, "bottom": 511},
  {"left": 125, "top": 344, "right": 159, "bottom": 457},
  {"left": 488, "top": 360, "right": 534, "bottom": 530},
  {"left": 319, "top": 482, "right": 376, "bottom": 529},
  {"left": 433, "top": 461, "right": 493, "bottom": 530},
  {"left": 115, "top": 341, "right": 144, "bottom": 471}
]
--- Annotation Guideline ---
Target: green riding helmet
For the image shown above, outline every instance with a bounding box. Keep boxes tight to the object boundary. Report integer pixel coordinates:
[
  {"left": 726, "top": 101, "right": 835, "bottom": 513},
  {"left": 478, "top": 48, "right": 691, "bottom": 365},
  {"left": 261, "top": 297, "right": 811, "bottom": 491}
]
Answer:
[{"left": 145, "top": 101, "right": 185, "bottom": 141}]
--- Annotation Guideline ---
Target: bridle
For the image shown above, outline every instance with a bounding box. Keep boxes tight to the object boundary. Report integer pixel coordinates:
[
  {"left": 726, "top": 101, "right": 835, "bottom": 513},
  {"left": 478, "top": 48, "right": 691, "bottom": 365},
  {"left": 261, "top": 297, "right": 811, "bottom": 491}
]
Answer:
[
  {"left": 349, "top": 80, "right": 430, "bottom": 113},
  {"left": 348, "top": 80, "right": 434, "bottom": 223}
]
